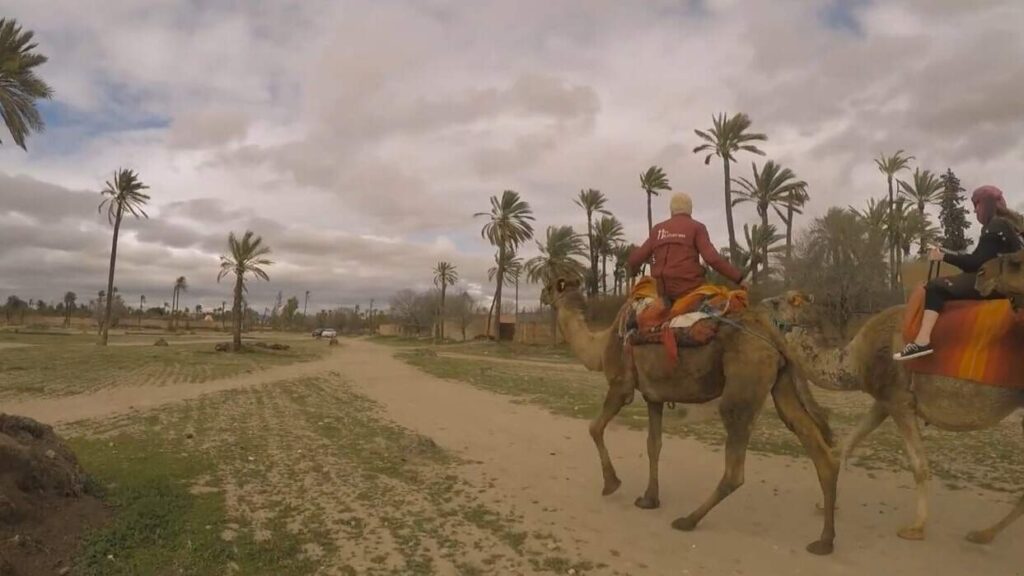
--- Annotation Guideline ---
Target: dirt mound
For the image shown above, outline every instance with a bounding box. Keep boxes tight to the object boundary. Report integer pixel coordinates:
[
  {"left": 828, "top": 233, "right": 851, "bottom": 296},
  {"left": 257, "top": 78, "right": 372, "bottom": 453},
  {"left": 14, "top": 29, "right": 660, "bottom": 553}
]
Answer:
[
  {"left": 154, "top": 338, "right": 168, "bottom": 346},
  {"left": 254, "top": 342, "right": 290, "bottom": 351},
  {"left": 0, "top": 414, "right": 108, "bottom": 575}
]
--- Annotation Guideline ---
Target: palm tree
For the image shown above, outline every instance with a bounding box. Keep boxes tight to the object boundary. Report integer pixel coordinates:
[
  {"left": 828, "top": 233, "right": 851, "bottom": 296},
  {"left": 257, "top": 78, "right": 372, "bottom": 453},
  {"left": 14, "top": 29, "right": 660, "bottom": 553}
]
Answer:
[
  {"left": 62, "top": 291, "right": 76, "bottom": 328},
  {"left": 432, "top": 261, "right": 458, "bottom": 341},
  {"left": 693, "top": 113, "right": 768, "bottom": 258},
  {"left": 525, "top": 225, "right": 587, "bottom": 345},
  {"left": 741, "top": 223, "right": 785, "bottom": 285},
  {"left": 488, "top": 252, "right": 524, "bottom": 325},
  {"left": 138, "top": 294, "right": 146, "bottom": 328},
  {"left": 475, "top": 190, "right": 534, "bottom": 340},
  {"left": 783, "top": 184, "right": 810, "bottom": 263},
  {"left": 639, "top": 166, "right": 671, "bottom": 233},
  {"left": 593, "top": 215, "right": 625, "bottom": 294},
  {"left": 0, "top": 19, "right": 53, "bottom": 150},
  {"left": 218, "top": 231, "right": 272, "bottom": 351},
  {"left": 98, "top": 169, "right": 150, "bottom": 345},
  {"left": 874, "top": 150, "right": 915, "bottom": 289},
  {"left": 574, "top": 188, "right": 610, "bottom": 296},
  {"left": 898, "top": 168, "right": 944, "bottom": 254},
  {"left": 731, "top": 160, "right": 806, "bottom": 269},
  {"left": 851, "top": 197, "right": 889, "bottom": 247},
  {"left": 171, "top": 276, "right": 188, "bottom": 330},
  {"left": 611, "top": 243, "right": 635, "bottom": 295}
]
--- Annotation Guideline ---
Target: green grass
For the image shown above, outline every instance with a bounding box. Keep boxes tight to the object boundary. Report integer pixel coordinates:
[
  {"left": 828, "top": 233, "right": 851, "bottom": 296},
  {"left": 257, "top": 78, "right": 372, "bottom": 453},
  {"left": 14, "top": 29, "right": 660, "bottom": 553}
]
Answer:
[
  {"left": 398, "top": 350, "right": 1024, "bottom": 493},
  {"left": 0, "top": 337, "right": 325, "bottom": 399}
]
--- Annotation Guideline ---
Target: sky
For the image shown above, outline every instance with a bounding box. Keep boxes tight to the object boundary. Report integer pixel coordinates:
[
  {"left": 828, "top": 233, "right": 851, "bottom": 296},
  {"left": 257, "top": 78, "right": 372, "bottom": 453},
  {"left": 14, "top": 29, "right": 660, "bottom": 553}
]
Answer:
[{"left": 2, "top": 0, "right": 1023, "bottom": 313}]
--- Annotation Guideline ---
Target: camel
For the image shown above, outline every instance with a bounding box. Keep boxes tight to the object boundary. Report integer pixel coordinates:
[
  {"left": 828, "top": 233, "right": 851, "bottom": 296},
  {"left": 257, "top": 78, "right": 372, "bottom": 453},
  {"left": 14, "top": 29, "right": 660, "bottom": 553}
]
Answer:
[
  {"left": 977, "top": 249, "right": 1024, "bottom": 307},
  {"left": 768, "top": 292, "right": 1024, "bottom": 544},
  {"left": 542, "top": 277, "right": 839, "bottom": 555}
]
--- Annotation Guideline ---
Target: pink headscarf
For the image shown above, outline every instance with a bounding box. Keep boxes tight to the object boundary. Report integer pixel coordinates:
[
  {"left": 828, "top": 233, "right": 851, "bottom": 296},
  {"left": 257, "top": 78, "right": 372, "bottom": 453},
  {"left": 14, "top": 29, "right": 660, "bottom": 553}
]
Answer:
[{"left": 971, "top": 185, "right": 1007, "bottom": 225}]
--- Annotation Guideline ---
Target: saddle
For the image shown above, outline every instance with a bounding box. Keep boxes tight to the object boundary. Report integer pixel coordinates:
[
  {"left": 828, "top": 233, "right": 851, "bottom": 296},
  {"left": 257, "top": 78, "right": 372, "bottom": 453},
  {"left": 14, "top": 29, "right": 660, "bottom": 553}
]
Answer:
[
  {"left": 625, "top": 277, "right": 748, "bottom": 364},
  {"left": 902, "top": 286, "right": 1024, "bottom": 388}
]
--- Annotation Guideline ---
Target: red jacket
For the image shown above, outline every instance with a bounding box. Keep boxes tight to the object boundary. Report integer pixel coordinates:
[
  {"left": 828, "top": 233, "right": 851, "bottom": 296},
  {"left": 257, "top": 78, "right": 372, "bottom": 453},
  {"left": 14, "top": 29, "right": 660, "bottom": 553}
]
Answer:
[{"left": 628, "top": 214, "right": 743, "bottom": 298}]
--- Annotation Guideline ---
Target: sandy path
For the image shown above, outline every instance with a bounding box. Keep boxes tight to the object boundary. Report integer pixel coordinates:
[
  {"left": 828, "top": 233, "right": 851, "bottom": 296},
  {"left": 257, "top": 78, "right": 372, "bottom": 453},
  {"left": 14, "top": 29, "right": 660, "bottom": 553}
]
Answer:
[
  {"left": 335, "top": 339, "right": 1022, "bottom": 576},
  {"left": 0, "top": 342, "right": 34, "bottom": 350},
  {"left": 437, "top": 352, "right": 586, "bottom": 371},
  {"left": 1, "top": 352, "right": 341, "bottom": 424}
]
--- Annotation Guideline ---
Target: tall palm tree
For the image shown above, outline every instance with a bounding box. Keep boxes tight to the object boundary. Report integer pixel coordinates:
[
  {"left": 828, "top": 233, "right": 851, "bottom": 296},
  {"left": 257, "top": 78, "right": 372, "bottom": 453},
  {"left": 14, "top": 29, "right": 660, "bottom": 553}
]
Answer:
[
  {"left": 171, "top": 276, "right": 188, "bottom": 330},
  {"left": 693, "top": 112, "right": 768, "bottom": 258},
  {"left": 488, "top": 252, "right": 524, "bottom": 324},
  {"left": 731, "top": 160, "right": 806, "bottom": 269},
  {"left": 574, "top": 188, "right": 610, "bottom": 296},
  {"left": 874, "top": 150, "right": 915, "bottom": 289},
  {"left": 741, "top": 223, "right": 785, "bottom": 285},
  {"left": 525, "top": 225, "right": 587, "bottom": 345},
  {"left": 98, "top": 169, "right": 150, "bottom": 345},
  {"left": 611, "top": 243, "right": 635, "bottom": 295},
  {"left": 783, "top": 184, "right": 810, "bottom": 263},
  {"left": 475, "top": 190, "right": 534, "bottom": 340},
  {"left": 898, "top": 168, "right": 944, "bottom": 254},
  {"left": 593, "top": 215, "right": 625, "bottom": 294},
  {"left": 432, "top": 261, "right": 458, "bottom": 341},
  {"left": 0, "top": 19, "right": 53, "bottom": 150},
  {"left": 218, "top": 231, "right": 272, "bottom": 352},
  {"left": 62, "top": 291, "right": 76, "bottom": 328},
  {"left": 639, "top": 166, "right": 671, "bottom": 233},
  {"left": 851, "top": 197, "right": 889, "bottom": 247},
  {"left": 138, "top": 294, "right": 146, "bottom": 328}
]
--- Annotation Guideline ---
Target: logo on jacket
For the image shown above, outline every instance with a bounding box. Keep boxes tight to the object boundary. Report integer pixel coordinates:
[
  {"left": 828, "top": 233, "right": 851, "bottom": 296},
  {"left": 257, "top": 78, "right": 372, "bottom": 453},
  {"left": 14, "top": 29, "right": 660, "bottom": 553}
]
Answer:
[{"left": 657, "top": 229, "right": 687, "bottom": 241}]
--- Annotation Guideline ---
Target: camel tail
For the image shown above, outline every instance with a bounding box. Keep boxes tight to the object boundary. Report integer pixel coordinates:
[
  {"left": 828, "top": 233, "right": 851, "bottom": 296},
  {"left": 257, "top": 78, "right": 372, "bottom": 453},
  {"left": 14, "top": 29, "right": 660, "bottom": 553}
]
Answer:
[{"left": 792, "top": 373, "right": 835, "bottom": 447}]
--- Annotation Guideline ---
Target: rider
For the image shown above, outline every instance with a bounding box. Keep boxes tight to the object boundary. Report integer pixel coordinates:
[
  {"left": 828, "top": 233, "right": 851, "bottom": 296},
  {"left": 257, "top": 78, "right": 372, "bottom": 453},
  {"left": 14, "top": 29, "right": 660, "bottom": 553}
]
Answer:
[
  {"left": 628, "top": 192, "right": 748, "bottom": 302},
  {"left": 895, "top": 185, "right": 1023, "bottom": 361}
]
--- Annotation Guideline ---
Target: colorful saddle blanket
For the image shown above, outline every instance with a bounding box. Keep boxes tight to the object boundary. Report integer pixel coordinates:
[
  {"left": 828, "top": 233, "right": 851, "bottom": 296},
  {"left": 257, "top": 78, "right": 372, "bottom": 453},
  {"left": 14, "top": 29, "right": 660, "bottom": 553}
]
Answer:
[
  {"left": 902, "top": 286, "right": 1024, "bottom": 388},
  {"left": 626, "top": 277, "right": 748, "bottom": 364}
]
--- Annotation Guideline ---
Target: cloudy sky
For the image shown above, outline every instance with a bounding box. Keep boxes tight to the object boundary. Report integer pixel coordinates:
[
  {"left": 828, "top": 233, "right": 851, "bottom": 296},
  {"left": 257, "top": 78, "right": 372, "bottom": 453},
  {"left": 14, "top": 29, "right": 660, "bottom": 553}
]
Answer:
[{"left": 2, "top": 0, "right": 1022, "bottom": 312}]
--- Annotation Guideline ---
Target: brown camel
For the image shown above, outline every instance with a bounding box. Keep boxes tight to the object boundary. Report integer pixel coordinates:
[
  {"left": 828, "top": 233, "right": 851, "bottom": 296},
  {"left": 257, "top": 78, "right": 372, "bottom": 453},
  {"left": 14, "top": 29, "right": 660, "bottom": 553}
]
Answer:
[
  {"left": 769, "top": 292, "right": 1024, "bottom": 544},
  {"left": 543, "top": 277, "right": 839, "bottom": 555},
  {"left": 977, "top": 249, "right": 1024, "bottom": 307}
]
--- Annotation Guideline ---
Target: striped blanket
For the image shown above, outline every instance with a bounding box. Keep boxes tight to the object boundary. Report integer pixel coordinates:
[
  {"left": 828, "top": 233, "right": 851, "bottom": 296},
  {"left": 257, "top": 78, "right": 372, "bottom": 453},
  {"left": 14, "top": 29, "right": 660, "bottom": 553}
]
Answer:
[{"left": 902, "top": 286, "right": 1024, "bottom": 388}]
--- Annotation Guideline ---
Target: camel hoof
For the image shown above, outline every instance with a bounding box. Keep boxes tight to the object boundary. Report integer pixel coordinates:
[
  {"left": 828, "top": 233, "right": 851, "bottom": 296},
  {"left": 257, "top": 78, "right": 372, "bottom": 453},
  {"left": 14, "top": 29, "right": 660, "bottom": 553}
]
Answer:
[
  {"left": 671, "top": 516, "right": 699, "bottom": 532},
  {"left": 634, "top": 496, "right": 660, "bottom": 510},
  {"left": 966, "top": 530, "right": 995, "bottom": 545},
  {"left": 806, "top": 540, "right": 834, "bottom": 556},
  {"left": 897, "top": 527, "right": 925, "bottom": 541},
  {"left": 602, "top": 477, "right": 622, "bottom": 496}
]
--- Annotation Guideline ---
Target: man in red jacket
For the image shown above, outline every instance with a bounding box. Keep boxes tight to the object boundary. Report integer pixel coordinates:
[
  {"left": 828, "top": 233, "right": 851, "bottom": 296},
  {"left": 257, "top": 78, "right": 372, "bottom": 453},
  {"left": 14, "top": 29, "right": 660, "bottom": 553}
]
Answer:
[{"left": 628, "top": 192, "right": 748, "bottom": 300}]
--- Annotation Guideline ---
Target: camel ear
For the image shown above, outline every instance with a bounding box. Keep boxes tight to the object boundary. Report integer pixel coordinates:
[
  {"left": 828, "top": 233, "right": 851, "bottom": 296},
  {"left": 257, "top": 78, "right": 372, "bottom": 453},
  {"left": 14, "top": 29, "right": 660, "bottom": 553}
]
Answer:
[
  {"left": 788, "top": 293, "right": 808, "bottom": 307},
  {"left": 556, "top": 279, "right": 566, "bottom": 293}
]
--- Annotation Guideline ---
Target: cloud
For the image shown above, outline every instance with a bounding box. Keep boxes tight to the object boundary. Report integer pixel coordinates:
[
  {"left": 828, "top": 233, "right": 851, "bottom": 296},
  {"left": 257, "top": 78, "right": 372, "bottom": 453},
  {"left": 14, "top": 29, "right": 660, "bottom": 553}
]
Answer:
[{"left": 3, "top": 0, "right": 1024, "bottom": 311}]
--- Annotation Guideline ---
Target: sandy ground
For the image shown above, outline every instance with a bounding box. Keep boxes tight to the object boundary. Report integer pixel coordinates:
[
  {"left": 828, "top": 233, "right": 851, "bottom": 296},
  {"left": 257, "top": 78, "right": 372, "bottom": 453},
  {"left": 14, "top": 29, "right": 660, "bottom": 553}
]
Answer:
[
  {"left": 11, "top": 340, "right": 1023, "bottom": 575},
  {"left": 0, "top": 342, "right": 33, "bottom": 350}
]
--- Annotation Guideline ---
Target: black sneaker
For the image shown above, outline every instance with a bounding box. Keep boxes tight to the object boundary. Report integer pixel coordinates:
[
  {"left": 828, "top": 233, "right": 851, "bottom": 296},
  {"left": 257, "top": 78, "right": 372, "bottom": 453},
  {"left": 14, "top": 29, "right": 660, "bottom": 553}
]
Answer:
[{"left": 893, "top": 342, "right": 934, "bottom": 361}]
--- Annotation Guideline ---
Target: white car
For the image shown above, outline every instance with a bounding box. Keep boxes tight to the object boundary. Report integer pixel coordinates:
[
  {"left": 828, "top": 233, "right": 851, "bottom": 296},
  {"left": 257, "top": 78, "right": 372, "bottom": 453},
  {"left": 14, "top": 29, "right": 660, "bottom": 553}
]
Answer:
[{"left": 320, "top": 328, "right": 337, "bottom": 338}]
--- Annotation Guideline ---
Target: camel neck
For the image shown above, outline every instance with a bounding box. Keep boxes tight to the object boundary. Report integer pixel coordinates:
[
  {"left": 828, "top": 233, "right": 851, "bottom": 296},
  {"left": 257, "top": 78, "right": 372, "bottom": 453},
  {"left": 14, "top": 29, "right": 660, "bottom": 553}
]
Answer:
[{"left": 555, "top": 303, "right": 607, "bottom": 372}]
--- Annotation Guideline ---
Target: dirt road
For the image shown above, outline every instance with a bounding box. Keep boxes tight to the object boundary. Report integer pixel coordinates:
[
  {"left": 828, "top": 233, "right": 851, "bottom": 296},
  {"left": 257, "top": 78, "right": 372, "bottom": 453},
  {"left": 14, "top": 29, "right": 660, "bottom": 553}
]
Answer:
[{"left": 13, "top": 339, "right": 1022, "bottom": 575}]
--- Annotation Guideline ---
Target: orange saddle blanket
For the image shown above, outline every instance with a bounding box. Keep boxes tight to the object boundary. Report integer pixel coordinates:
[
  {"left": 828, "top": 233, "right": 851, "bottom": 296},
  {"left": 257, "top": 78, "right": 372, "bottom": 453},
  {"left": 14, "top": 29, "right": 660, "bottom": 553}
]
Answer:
[{"left": 902, "top": 286, "right": 1024, "bottom": 388}]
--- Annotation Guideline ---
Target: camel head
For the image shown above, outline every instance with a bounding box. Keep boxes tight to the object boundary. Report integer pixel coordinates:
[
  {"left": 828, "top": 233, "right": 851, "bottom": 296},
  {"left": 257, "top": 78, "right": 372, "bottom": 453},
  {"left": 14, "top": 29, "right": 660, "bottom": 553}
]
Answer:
[
  {"left": 976, "top": 250, "right": 1024, "bottom": 308},
  {"left": 540, "top": 276, "right": 585, "bottom": 311},
  {"left": 760, "top": 291, "right": 816, "bottom": 334}
]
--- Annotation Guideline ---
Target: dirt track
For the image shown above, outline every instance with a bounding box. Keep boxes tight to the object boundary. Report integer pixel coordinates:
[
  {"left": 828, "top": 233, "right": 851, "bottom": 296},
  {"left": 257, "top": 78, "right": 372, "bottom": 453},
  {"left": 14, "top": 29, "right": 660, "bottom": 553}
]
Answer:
[{"left": 12, "top": 339, "right": 1023, "bottom": 575}]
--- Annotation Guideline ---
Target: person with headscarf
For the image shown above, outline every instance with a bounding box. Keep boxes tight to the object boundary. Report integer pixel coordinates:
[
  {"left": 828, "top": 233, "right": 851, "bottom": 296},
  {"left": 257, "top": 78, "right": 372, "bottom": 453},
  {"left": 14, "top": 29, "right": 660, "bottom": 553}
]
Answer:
[
  {"left": 895, "top": 185, "right": 1024, "bottom": 360},
  {"left": 628, "top": 192, "right": 749, "bottom": 301}
]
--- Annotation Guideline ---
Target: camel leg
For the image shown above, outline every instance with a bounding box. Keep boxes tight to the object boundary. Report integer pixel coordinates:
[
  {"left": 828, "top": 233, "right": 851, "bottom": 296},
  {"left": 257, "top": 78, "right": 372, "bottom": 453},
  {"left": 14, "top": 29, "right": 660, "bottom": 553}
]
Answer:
[
  {"left": 966, "top": 417, "right": 1024, "bottom": 544},
  {"left": 670, "top": 395, "right": 760, "bottom": 532},
  {"left": 635, "top": 401, "right": 664, "bottom": 509},
  {"left": 772, "top": 370, "right": 839, "bottom": 555},
  {"left": 590, "top": 384, "right": 631, "bottom": 496},
  {"left": 891, "top": 409, "right": 930, "bottom": 541},
  {"left": 841, "top": 401, "right": 888, "bottom": 469}
]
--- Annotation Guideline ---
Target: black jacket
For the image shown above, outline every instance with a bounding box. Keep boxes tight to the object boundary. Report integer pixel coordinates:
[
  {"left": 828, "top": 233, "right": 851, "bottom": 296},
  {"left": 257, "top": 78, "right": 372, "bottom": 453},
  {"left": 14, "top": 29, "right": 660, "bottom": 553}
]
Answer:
[{"left": 943, "top": 216, "right": 1023, "bottom": 273}]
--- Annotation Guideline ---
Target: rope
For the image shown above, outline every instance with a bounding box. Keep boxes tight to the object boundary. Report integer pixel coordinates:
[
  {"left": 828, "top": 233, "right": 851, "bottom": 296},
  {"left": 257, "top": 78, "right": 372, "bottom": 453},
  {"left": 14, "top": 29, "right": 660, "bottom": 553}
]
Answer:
[{"left": 697, "top": 302, "right": 778, "bottom": 349}]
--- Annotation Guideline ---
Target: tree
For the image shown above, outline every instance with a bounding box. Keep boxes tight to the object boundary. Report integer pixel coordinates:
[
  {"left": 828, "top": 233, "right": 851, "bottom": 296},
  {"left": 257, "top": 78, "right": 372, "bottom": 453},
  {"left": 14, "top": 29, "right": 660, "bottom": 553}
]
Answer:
[
  {"left": 874, "top": 150, "right": 914, "bottom": 289},
  {"left": 898, "top": 168, "right": 944, "bottom": 254},
  {"left": 639, "top": 166, "right": 671, "bottom": 234},
  {"left": 593, "top": 215, "right": 624, "bottom": 294},
  {"left": 62, "top": 291, "right": 76, "bottom": 327},
  {"left": 4, "top": 295, "right": 27, "bottom": 324},
  {"left": 525, "top": 225, "right": 587, "bottom": 344},
  {"left": 282, "top": 296, "right": 299, "bottom": 327},
  {"left": 741, "top": 223, "right": 785, "bottom": 285},
  {"left": 731, "top": 160, "right": 806, "bottom": 271},
  {"left": 475, "top": 190, "right": 534, "bottom": 340},
  {"left": 574, "top": 189, "right": 610, "bottom": 296},
  {"left": 98, "top": 169, "right": 150, "bottom": 345},
  {"left": 218, "top": 231, "right": 272, "bottom": 351},
  {"left": 488, "top": 252, "right": 523, "bottom": 325},
  {"left": 432, "top": 261, "right": 458, "bottom": 341},
  {"left": 171, "top": 276, "right": 187, "bottom": 330},
  {"left": 938, "top": 169, "right": 972, "bottom": 253},
  {"left": 783, "top": 184, "right": 810, "bottom": 263},
  {"left": 694, "top": 113, "right": 768, "bottom": 258},
  {"left": 138, "top": 294, "right": 146, "bottom": 328},
  {"left": 0, "top": 18, "right": 53, "bottom": 150},
  {"left": 611, "top": 243, "right": 636, "bottom": 296}
]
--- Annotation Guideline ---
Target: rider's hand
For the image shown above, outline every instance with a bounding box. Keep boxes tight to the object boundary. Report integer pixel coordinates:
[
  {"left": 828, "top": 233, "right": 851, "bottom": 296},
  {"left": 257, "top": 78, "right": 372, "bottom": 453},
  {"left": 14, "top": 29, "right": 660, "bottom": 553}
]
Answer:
[{"left": 927, "top": 245, "right": 944, "bottom": 262}]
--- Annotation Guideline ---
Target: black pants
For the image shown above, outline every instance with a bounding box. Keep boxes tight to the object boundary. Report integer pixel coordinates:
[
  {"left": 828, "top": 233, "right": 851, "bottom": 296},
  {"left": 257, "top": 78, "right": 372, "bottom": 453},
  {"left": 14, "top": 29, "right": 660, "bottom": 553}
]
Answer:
[{"left": 924, "top": 272, "right": 1000, "bottom": 312}]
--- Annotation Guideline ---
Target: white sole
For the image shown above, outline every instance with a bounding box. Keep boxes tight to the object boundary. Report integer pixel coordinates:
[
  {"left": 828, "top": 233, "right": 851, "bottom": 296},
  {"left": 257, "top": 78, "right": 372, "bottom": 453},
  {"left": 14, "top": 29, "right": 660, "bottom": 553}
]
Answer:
[{"left": 893, "top": 350, "right": 934, "bottom": 361}]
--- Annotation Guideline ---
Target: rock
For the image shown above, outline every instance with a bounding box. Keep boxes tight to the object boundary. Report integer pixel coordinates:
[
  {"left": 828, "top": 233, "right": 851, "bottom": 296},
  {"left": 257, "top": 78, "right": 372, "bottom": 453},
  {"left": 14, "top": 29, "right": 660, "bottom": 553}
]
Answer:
[
  {"left": 185, "top": 432, "right": 194, "bottom": 440},
  {"left": 58, "top": 567, "right": 71, "bottom": 575},
  {"left": 153, "top": 338, "right": 169, "bottom": 346},
  {"left": 44, "top": 450, "right": 56, "bottom": 460},
  {"left": 214, "top": 343, "right": 230, "bottom": 352}
]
